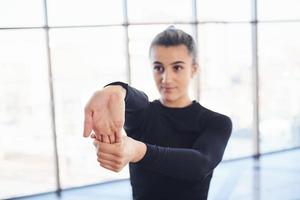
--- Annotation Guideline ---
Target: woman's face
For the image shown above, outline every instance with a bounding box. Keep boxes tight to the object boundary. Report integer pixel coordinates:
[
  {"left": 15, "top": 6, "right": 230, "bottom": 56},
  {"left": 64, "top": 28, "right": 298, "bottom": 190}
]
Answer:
[{"left": 150, "top": 45, "right": 197, "bottom": 107}]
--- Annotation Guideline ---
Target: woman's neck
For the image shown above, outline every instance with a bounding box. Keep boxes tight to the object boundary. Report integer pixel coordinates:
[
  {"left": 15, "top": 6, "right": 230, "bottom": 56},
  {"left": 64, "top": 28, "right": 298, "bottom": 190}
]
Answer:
[{"left": 160, "top": 96, "right": 192, "bottom": 108}]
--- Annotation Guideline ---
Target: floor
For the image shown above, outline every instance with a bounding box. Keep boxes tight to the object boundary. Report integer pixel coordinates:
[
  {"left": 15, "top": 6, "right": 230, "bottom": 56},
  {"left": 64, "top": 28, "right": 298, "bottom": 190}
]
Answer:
[{"left": 10, "top": 149, "right": 300, "bottom": 200}]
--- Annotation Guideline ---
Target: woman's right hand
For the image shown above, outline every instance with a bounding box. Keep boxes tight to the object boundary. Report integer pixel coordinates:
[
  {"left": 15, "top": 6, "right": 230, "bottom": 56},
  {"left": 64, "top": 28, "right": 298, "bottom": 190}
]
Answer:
[
  {"left": 83, "top": 85, "right": 126, "bottom": 143},
  {"left": 93, "top": 133, "right": 147, "bottom": 172}
]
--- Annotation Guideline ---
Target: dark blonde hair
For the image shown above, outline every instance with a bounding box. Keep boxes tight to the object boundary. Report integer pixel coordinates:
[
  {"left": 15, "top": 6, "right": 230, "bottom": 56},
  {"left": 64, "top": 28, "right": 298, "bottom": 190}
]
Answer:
[{"left": 149, "top": 26, "right": 198, "bottom": 64}]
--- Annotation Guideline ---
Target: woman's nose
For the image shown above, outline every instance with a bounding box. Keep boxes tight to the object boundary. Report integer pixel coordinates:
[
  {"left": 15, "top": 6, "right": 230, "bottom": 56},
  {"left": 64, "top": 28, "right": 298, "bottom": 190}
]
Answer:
[{"left": 162, "top": 70, "right": 172, "bottom": 84}]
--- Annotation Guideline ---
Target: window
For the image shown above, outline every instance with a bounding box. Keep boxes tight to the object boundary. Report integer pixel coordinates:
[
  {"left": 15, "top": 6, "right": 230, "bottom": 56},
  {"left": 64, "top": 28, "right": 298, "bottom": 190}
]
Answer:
[
  {"left": 47, "top": 0, "right": 124, "bottom": 26},
  {"left": 197, "top": 0, "right": 251, "bottom": 21},
  {"left": 258, "top": 0, "right": 300, "bottom": 20},
  {"left": 258, "top": 23, "right": 300, "bottom": 152},
  {"left": 0, "top": 29, "right": 55, "bottom": 198},
  {"left": 0, "top": 0, "right": 45, "bottom": 27},
  {"left": 1, "top": 0, "right": 300, "bottom": 198},
  {"left": 49, "top": 27, "right": 128, "bottom": 188},
  {"left": 127, "top": 0, "right": 194, "bottom": 23},
  {"left": 198, "top": 24, "right": 253, "bottom": 158}
]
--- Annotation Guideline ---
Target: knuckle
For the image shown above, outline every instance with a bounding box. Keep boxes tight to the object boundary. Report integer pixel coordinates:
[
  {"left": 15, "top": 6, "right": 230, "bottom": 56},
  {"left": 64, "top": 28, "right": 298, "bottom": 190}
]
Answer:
[
  {"left": 115, "top": 152, "right": 122, "bottom": 158},
  {"left": 113, "top": 167, "right": 120, "bottom": 172},
  {"left": 114, "top": 162, "right": 121, "bottom": 169},
  {"left": 115, "top": 168, "right": 121, "bottom": 172},
  {"left": 100, "top": 162, "right": 105, "bottom": 167},
  {"left": 116, "top": 159, "right": 122, "bottom": 165}
]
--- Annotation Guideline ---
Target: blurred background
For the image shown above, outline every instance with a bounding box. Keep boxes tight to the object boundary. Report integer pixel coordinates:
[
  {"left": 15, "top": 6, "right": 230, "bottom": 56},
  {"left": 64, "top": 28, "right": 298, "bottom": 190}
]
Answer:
[{"left": 1, "top": 0, "right": 300, "bottom": 199}]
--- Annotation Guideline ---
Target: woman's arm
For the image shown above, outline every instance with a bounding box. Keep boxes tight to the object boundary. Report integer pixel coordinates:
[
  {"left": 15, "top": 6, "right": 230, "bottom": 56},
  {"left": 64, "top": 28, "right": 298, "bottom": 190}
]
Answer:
[
  {"left": 94, "top": 114, "right": 232, "bottom": 181},
  {"left": 83, "top": 82, "right": 149, "bottom": 143},
  {"left": 133, "top": 114, "right": 232, "bottom": 181},
  {"left": 93, "top": 134, "right": 147, "bottom": 172},
  {"left": 83, "top": 84, "right": 126, "bottom": 143},
  {"left": 106, "top": 82, "right": 150, "bottom": 131}
]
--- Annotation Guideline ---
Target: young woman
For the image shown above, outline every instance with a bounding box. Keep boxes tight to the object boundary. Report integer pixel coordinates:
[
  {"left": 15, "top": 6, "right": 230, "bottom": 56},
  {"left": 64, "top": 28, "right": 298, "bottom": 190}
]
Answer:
[{"left": 83, "top": 27, "right": 232, "bottom": 200}]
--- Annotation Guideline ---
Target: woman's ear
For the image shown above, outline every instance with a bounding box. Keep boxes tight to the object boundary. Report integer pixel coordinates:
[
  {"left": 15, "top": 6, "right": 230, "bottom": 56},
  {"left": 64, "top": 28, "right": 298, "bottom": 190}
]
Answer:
[{"left": 191, "top": 64, "right": 198, "bottom": 78}]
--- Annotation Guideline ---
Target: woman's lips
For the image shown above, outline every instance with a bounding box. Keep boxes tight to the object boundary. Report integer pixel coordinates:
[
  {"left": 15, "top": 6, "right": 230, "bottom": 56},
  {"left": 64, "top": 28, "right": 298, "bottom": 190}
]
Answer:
[{"left": 161, "top": 86, "right": 176, "bottom": 93}]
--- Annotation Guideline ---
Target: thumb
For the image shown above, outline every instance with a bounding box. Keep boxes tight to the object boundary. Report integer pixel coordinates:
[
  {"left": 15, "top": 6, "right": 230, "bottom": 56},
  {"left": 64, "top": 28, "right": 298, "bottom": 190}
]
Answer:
[
  {"left": 114, "top": 126, "right": 123, "bottom": 143},
  {"left": 83, "top": 109, "right": 93, "bottom": 137}
]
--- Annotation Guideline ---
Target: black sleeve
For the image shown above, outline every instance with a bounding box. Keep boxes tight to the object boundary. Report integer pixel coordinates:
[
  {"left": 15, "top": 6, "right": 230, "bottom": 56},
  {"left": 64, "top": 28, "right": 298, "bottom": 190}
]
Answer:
[
  {"left": 105, "top": 81, "right": 149, "bottom": 131},
  {"left": 134, "top": 114, "right": 232, "bottom": 182}
]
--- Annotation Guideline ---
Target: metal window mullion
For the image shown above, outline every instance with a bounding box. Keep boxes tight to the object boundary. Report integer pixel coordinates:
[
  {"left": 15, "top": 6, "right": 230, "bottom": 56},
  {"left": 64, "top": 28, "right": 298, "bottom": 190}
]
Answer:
[
  {"left": 123, "top": 0, "right": 131, "bottom": 85},
  {"left": 42, "top": 0, "right": 62, "bottom": 196},
  {"left": 192, "top": 0, "right": 201, "bottom": 102},
  {"left": 251, "top": 0, "right": 260, "bottom": 158}
]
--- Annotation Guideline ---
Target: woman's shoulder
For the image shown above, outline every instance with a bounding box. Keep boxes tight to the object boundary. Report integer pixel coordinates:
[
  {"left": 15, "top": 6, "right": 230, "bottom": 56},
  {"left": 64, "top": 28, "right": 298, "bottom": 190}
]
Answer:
[{"left": 194, "top": 102, "right": 232, "bottom": 127}]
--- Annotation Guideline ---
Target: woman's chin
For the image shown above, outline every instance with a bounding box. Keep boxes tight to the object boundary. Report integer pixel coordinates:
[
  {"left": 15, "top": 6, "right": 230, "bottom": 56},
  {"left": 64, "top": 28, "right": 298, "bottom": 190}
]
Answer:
[{"left": 161, "top": 95, "right": 177, "bottom": 103}]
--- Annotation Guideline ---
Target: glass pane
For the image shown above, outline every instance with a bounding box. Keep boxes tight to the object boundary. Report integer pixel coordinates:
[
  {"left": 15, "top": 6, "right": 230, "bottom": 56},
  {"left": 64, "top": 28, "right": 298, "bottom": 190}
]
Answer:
[
  {"left": 197, "top": 0, "right": 251, "bottom": 22},
  {"left": 259, "top": 23, "right": 300, "bottom": 153},
  {"left": 258, "top": 0, "right": 300, "bottom": 20},
  {"left": 49, "top": 27, "right": 128, "bottom": 188},
  {"left": 128, "top": 24, "right": 197, "bottom": 100},
  {"left": 0, "top": 29, "right": 55, "bottom": 199},
  {"left": 47, "top": 0, "right": 124, "bottom": 26},
  {"left": 127, "top": 0, "right": 194, "bottom": 23},
  {"left": 0, "top": 0, "right": 45, "bottom": 27},
  {"left": 198, "top": 24, "right": 253, "bottom": 159}
]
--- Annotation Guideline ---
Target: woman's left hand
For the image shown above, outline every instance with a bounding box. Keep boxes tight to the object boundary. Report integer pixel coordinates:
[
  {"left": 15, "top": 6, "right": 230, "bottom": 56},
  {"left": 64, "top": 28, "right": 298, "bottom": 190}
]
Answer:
[{"left": 93, "top": 135, "right": 147, "bottom": 172}]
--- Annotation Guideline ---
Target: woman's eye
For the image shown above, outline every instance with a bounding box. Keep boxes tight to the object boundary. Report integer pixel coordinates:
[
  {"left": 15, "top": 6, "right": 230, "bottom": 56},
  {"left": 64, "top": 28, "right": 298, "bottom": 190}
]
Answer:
[
  {"left": 174, "top": 65, "right": 183, "bottom": 71},
  {"left": 154, "top": 66, "right": 163, "bottom": 72}
]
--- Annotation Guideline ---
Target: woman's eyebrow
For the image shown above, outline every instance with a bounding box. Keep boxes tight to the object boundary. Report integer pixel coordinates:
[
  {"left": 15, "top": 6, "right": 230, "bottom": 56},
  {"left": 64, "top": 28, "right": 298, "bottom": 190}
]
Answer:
[
  {"left": 153, "top": 61, "right": 163, "bottom": 65},
  {"left": 170, "top": 61, "right": 185, "bottom": 65},
  {"left": 153, "top": 61, "right": 185, "bottom": 65}
]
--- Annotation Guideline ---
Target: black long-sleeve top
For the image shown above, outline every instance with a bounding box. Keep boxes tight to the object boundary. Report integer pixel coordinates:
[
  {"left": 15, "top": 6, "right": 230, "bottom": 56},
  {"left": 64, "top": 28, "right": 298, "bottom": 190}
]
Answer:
[{"left": 108, "top": 82, "right": 232, "bottom": 200}]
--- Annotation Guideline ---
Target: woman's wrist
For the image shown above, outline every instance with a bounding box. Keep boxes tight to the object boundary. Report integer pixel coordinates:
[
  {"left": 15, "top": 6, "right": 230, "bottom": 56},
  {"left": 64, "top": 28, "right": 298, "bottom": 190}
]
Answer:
[
  {"left": 104, "top": 85, "right": 126, "bottom": 100},
  {"left": 131, "top": 140, "right": 147, "bottom": 163}
]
